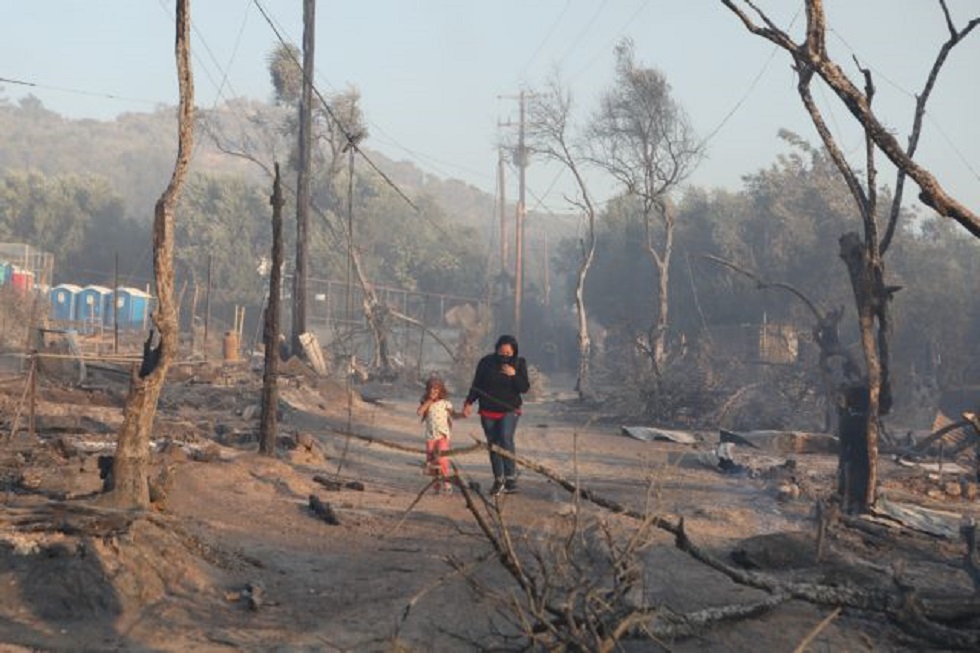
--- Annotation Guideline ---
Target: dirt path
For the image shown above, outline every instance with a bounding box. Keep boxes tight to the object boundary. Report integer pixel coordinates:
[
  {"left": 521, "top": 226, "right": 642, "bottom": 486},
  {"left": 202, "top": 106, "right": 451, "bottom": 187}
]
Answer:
[{"left": 1, "top": 375, "right": 975, "bottom": 650}]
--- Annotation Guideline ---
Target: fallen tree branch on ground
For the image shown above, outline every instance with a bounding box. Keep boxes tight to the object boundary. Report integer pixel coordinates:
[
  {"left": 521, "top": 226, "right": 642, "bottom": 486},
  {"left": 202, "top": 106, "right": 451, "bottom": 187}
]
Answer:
[
  {"left": 464, "top": 437, "right": 980, "bottom": 648},
  {"left": 325, "top": 426, "right": 481, "bottom": 457}
]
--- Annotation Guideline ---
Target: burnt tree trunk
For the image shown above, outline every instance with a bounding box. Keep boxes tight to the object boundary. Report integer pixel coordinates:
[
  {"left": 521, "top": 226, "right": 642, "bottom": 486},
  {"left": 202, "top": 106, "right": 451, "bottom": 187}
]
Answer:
[
  {"left": 259, "top": 164, "right": 284, "bottom": 455},
  {"left": 108, "top": 0, "right": 194, "bottom": 508},
  {"left": 837, "top": 383, "right": 871, "bottom": 512},
  {"left": 644, "top": 201, "right": 674, "bottom": 377},
  {"left": 838, "top": 232, "right": 892, "bottom": 512}
]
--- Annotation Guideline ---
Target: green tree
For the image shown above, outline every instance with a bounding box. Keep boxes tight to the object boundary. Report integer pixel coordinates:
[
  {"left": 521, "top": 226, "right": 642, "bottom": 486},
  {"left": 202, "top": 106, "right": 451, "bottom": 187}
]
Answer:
[
  {"left": 589, "top": 38, "right": 702, "bottom": 375},
  {"left": 175, "top": 174, "right": 271, "bottom": 307}
]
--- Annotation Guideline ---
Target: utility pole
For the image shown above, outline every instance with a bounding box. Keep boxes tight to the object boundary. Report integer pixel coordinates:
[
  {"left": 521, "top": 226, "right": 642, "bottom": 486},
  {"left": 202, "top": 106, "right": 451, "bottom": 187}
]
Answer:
[
  {"left": 292, "top": 0, "right": 315, "bottom": 355},
  {"left": 499, "top": 91, "right": 531, "bottom": 339},
  {"left": 499, "top": 90, "right": 533, "bottom": 340},
  {"left": 497, "top": 147, "right": 508, "bottom": 275},
  {"left": 515, "top": 89, "right": 527, "bottom": 341}
]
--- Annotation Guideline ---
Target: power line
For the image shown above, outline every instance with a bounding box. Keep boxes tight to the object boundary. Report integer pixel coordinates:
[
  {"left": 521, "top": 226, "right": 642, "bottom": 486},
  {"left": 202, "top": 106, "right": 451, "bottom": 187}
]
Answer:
[
  {"left": 826, "top": 26, "right": 980, "bottom": 184},
  {"left": 697, "top": 8, "right": 801, "bottom": 150},
  {"left": 519, "top": 0, "right": 573, "bottom": 80},
  {"left": 251, "top": 0, "right": 418, "bottom": 213},
  {"left": 568, "top": 0, "right": 651, "bottom": 82},
  {"left": 926, "top": 114, "right": 980, "bottom": 183},
  {"left": 0, "top": 75, "right": 160, "bottom": 107},
  {"left": 555, "top": 0, "right": 611, "bottom": 70}
]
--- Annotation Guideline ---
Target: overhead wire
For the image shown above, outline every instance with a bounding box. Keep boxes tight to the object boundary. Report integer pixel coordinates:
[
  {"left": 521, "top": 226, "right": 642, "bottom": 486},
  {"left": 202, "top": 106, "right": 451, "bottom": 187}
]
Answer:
[
  {"left": 554, "top": 0, "right": 611, "bottom": 71},
  {"left": 567, "top": 0, "right": 652, "bottom": 82},
  {"left": 0, "top": 75, "right": 160, "bottom": 108},
  {"left": 519, "top": 0, "right": 573, "bottom": 80},
  {"left": 251, "top": 0, "right": 418, "bottom": 213},
  {"left": 696, "top": 11, "right": 797, "bottom": 151},
  {"left": 827, "top": 27, "right": 980, "bottom": 185}
]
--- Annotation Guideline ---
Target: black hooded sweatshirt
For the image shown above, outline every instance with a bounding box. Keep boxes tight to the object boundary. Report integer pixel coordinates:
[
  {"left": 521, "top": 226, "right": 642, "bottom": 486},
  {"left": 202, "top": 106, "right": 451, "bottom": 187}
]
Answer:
[{"left": 465, "top": 336, "right": 530, "bottom": 414}]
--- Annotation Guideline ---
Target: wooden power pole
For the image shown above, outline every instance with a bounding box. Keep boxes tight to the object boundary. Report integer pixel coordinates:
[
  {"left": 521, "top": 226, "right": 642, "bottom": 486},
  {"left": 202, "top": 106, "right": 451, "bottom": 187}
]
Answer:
[
  {"left": 514, "top": 91, "right": 528, "bottom": 340},
  {"left": 498, "top": 147, "right": 508, "bottom": 274},
  {"left": 292, "top": 0, "right": 315, "bottom": 355}
]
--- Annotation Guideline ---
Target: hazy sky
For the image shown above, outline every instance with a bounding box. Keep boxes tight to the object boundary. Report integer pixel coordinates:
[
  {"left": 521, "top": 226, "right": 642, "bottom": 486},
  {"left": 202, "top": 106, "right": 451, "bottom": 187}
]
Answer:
[{"left": 2, "top": 1, "right": 978, "bottom": 216}]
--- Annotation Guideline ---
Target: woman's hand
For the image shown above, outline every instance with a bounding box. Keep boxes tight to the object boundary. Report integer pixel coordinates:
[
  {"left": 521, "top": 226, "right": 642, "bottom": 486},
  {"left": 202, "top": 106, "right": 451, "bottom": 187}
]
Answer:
[
  {"left": 462, "top": 403, "right": 473, "bottom": 418},
  {"left": 501, "top": 364, "right": 516, "bottom": 377}
]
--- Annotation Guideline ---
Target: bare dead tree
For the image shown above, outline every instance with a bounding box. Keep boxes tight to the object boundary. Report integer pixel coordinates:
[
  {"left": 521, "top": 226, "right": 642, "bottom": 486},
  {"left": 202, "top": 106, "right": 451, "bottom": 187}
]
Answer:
[
  {"left": 528, "top": 74, "right": 600, "bottom": 400},
  {"left": 107, "top": 0, "right": 194, "bottom": 508},
  {"left": 259, "top": 164, "right": 284, "bottom": 456},
  {"left": 590, "top": 38, "right": 702, "bottom": 376},
  {"left": 722, "top": 0, "right": 980, "bottom": 513},
  {"left": 723, "top": 0, "right": 980, "bottom": 238}
]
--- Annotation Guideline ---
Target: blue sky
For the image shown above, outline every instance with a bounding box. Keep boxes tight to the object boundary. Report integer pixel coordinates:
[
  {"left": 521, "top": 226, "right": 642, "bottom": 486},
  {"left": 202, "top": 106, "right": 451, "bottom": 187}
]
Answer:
[{"left": 1, "top": 0, "right": 978, "bottom": 216}]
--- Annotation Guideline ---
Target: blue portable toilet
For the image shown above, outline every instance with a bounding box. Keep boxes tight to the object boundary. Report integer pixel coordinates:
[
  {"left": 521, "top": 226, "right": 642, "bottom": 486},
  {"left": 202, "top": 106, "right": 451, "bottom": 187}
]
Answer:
[
  {"left": 77, "top": 285, "right": 113, "bottom": 328},
  {"left": 113, "top": 286, "right": 153, "bottom": 329},
  {"left": 0, "top": 261, "right": 10, "bottom": 287},
  {"left": 49, "top": 283, "right": 83, "bottom": 322}
]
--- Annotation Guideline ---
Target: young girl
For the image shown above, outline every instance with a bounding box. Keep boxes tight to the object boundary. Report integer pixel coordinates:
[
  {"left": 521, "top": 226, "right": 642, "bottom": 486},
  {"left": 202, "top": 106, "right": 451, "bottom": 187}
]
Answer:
[{"left": 417, "top": 376, "right": 456, "bottom": 494}]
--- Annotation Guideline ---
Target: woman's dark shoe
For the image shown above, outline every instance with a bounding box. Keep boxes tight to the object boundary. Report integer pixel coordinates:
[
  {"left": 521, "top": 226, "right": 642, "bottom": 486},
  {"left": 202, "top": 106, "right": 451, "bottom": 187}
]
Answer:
[{"left": 489, "top": 479, "right": 504, "bottom": 497}]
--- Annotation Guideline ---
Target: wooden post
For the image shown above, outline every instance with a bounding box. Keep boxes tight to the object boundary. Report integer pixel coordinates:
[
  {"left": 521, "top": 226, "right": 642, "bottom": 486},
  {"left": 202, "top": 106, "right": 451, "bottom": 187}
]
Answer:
[
  {"left": 417, "top": 295, "right": 429, "bottom": 377},
  {"left": 113, "top": 252, "right": 120, "bottom": 354},
  {"left": 204, "top": 254, "right": 212, "bottom": 360},
  {"left": 28, "top": 353, "right": 37, "bottom": 438}
]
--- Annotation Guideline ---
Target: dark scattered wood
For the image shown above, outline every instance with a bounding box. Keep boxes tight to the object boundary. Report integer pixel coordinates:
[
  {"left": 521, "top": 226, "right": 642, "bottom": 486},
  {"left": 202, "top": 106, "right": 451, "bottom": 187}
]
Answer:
[
  {"left": 308, "top": 494, "right": 339, "bottom": 525},
  {"left": 2, "top": 502, "right": 139, "bottom": 538},
  {"left": 244, "top": 582, "right": 264, "bottom": 611},
  {"left": 312, "top": 475, "right": 342, "bottom": 491},
  {"left": 97, "top": 455, "right": 115, "bottom": 492},
  {"left": 312, "top": 475, "right": 365, "bottom": 492}
]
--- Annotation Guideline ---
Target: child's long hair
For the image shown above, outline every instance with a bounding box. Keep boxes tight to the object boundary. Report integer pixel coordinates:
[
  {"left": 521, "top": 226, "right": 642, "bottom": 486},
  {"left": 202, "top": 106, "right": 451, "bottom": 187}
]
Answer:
[
  {"left": 421, "top": 376, "right": 449, "bottom": 404},
  {"left": 420, "top": 377, "right": 449, "bottom": 422}
]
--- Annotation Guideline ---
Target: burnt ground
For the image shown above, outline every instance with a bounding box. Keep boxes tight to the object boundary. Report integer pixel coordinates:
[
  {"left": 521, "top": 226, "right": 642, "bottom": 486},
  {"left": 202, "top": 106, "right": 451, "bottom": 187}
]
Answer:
[{"left": 1, "top": 362, "right": 979, "bottom": 651}]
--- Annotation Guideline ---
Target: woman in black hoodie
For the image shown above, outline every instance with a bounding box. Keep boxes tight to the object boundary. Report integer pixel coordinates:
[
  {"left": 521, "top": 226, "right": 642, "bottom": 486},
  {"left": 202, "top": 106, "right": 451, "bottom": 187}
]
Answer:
[{"left": 462, "top": 334, "right": 531, "bottom": 496}]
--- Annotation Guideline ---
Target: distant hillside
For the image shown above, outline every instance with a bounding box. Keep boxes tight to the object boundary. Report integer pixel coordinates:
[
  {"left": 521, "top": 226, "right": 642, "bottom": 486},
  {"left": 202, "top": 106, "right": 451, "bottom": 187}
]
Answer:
[{"left": 0, "top": 93, "right": 577, "bottom": 245}]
